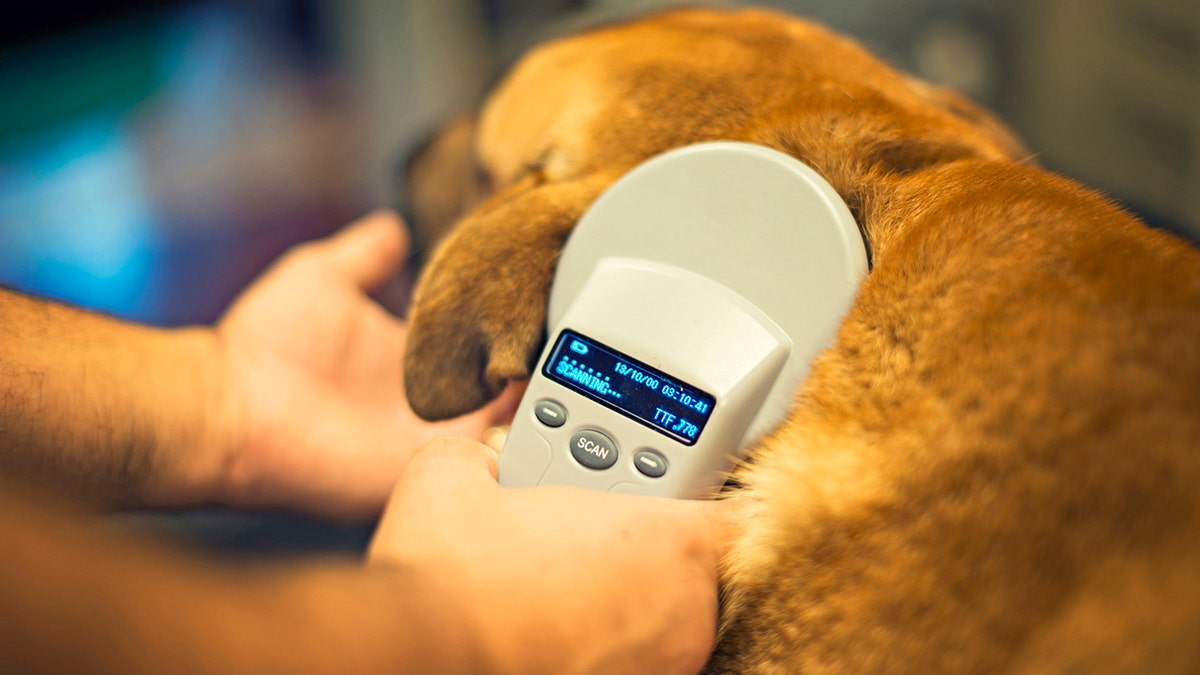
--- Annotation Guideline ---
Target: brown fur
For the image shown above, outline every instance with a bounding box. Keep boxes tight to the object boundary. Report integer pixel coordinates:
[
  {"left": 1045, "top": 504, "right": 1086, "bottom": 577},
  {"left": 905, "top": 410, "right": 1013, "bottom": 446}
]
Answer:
[{"left": 401, "top": 7, "right": 1200, "bottom": 673}]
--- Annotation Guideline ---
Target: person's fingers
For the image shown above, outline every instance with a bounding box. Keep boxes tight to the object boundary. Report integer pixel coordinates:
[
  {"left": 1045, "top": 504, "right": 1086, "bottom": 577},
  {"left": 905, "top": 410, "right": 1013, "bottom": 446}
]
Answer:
[
  {"left": 697, "top": 497, "right": 744, "bottom": 564},
  {"left": 373, "top": 438, "right": 500, "bottom": 561},
  {"left": 403, "top": 436, "right": 501, "bottom": 489},
  {"left": 483, "top": 426, "right": 508, "bottom": 452},
  {"left": 317, "top": 210, "right": 411, "bottom": 291}
]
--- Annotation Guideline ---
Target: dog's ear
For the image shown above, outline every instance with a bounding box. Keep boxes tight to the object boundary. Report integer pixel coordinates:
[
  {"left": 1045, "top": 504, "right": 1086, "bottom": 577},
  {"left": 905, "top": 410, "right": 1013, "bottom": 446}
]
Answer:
[
  {"left": 402, "top": 115, "right": 488, "bottom": 267},
  {"left": 404, "top": 174, "right": 616, "bottom": 420}
]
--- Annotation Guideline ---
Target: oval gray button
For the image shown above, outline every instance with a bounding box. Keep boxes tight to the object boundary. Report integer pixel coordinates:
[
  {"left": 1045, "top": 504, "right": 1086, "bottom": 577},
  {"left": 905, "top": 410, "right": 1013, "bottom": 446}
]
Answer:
[
  {"left": 534, "top": 399, "right": 567, "bottom": 428},
  {"left": 633, "top": 449, "right": 669, "bottom": 478},
  {"left": 569, "top": 429, "right": 618, "bottom": 470}
]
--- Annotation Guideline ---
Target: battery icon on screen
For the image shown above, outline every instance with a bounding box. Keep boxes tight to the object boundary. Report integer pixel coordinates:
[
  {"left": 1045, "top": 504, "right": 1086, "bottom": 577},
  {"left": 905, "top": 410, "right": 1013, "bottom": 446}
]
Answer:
[{"left": 570, "top": 340, "right": 589, "bottom": 355}]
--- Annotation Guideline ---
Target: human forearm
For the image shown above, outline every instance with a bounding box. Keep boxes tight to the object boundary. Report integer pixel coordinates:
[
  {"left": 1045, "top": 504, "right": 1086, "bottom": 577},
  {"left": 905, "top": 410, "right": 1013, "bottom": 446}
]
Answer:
[
  {"left": 0, "top": 431, "right": 732, "bottom": 675},
  {"left": 0, "top": 212, "right": 518, "bottom": 518},
  {"left": 0, "top": 290, "right": 230, "bottom": 507},
  {"left": 0, "top": 487, "right": 482, "bottom": 674}
]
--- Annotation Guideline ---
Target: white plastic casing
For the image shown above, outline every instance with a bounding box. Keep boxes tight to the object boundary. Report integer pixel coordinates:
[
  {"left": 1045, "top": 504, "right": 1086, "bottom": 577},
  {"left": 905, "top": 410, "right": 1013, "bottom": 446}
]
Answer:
[
  {"left": 500, "top": 259, "right": 790, "bottom": 497},
  {"left": 499, "top": 142, "right": 867, "bottom": 498}
]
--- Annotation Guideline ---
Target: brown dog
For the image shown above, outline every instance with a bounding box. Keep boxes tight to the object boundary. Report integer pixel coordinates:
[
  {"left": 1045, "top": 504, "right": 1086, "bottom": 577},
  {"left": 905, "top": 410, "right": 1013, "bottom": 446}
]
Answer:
[{"left": 401, "top": 7, "right": 1200, "bottom": 673}]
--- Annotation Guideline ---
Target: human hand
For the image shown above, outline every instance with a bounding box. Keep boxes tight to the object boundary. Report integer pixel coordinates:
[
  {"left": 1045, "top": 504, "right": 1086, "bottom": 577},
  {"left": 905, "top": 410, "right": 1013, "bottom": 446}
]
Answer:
[
  {"left": 368, "top": 437, "right": 735, "bottom": 675},
  {"left": 209, "top": 211, "right": 519, "bottom": 519}
]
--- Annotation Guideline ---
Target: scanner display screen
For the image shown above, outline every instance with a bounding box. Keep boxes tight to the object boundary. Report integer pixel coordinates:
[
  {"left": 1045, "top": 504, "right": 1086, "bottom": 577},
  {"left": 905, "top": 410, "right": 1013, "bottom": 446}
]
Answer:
[{"left": 543, "top": 330, "right": 715, "bottom": 445}]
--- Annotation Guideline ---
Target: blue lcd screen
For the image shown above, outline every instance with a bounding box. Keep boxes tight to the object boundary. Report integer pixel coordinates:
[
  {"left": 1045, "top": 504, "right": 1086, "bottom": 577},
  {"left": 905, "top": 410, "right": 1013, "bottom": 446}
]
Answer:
[{"left": 543, "top": 330, "right": 715, "bottom": 445}]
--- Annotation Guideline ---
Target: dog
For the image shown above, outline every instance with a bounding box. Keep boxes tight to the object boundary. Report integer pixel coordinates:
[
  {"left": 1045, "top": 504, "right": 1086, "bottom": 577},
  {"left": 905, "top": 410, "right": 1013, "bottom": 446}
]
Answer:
[{"left": 400, "top": 7, "right": 1200, "bottom": 673}]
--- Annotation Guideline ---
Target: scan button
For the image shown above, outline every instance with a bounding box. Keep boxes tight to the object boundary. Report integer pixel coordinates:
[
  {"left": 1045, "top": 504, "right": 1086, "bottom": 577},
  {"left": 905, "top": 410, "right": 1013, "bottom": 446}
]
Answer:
[{"left": 570, "top": 429, "right": 618, "bottom": 470}]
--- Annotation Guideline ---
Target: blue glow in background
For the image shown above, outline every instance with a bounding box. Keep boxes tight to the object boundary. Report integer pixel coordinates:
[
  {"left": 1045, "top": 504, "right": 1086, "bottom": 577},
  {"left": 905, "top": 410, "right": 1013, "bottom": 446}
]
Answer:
[
  {"left": 0, "top": 118, "right": 157, "bottom": 318},
  {"left": 0, "top": 2, "right": 365, "bottom": 327}
]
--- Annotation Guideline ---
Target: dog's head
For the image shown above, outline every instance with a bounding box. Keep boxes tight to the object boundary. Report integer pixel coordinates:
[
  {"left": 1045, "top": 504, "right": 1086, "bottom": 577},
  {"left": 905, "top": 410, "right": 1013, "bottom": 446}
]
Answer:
[{"left": 402, "top": 7, "right": 1027, "bottom": 421}]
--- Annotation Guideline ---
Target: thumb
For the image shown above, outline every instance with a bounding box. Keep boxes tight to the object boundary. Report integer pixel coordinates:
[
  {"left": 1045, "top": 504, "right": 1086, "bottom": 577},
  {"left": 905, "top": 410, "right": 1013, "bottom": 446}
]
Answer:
[
  {"left": 398, "top": 437, "right": 501, "bottom": 495},
  {"left": 318, "top": 209, "right": 410, "bottom": 291},
  {"left": 372, "top": 437, "right": 500, "bottom": 562}
]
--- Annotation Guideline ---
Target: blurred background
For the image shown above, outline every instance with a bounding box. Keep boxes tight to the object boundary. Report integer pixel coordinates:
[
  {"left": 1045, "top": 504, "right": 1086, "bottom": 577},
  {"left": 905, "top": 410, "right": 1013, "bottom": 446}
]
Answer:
[
  {"left": 2, "top": 0, "right": 1195, "bottom": 553},
  {"left": 1, "top": 0, "right": 1196, "bottom": 329}
]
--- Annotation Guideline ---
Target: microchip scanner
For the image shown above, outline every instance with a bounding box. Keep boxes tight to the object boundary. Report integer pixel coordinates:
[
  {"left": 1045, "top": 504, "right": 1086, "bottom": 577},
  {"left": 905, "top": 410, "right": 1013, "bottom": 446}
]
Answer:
[{"left": 499, "top": 142, "right": 868, "bottom": 498}]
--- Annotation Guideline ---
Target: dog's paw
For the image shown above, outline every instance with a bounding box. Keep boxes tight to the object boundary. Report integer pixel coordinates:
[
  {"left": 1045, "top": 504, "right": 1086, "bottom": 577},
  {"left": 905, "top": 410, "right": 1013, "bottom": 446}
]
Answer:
[
  {"left": 404, "top": 175, "right": 613, "bottom": 420},
  {"left": 401, "top": 115, "right": 489, "bottom": 267}
]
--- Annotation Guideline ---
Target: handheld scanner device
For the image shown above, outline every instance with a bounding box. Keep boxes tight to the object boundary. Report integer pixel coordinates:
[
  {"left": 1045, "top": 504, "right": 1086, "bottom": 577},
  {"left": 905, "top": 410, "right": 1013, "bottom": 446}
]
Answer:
[{"left": 499, "top": 142, "right": 868, "bottom": 498}]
